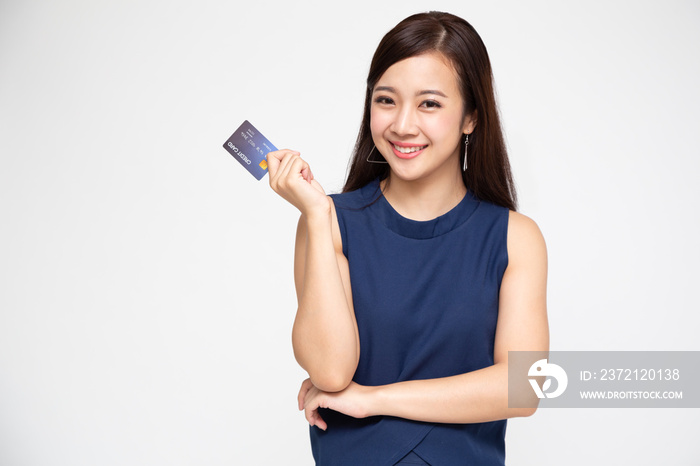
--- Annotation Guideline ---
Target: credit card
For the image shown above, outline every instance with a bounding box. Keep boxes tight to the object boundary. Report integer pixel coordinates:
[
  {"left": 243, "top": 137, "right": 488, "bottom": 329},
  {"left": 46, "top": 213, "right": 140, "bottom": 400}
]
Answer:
[{"left": 223, "top": 120, "right": 277, "bottom": 180}]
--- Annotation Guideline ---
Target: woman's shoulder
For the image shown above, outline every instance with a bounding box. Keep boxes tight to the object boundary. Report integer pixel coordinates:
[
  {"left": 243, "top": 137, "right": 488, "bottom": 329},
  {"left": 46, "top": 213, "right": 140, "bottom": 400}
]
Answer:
[
  {"left": 506, "top": 210, "right": 547, "bottom": 265},
  {"left": 507, "top": 210, "right": 543, "bottom": 238}
]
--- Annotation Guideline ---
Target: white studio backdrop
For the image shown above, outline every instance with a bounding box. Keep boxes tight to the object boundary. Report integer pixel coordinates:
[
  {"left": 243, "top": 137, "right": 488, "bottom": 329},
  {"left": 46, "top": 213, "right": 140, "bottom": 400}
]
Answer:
[{"left": 0, "top": 0, "right": 698, "bottom": 464}]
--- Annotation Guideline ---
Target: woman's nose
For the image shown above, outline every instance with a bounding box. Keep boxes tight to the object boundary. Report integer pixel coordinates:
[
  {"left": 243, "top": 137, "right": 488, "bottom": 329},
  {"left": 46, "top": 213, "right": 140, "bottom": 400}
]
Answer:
[{"left": 391, "top": 106, "right": 419, "bottom": 136}]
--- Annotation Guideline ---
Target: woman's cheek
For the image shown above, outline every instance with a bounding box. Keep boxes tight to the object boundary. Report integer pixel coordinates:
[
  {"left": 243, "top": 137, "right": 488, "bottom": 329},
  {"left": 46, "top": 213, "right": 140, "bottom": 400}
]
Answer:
[
  {"left": 428, "top": 114, "right": 463, "bottom": 146},
  {"left": 369, "top": 110, "right": 389, "bottom": 136}
]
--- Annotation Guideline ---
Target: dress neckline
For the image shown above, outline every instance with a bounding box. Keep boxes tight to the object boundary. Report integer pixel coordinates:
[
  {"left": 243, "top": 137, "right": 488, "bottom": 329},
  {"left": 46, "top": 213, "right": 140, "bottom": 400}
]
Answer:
[{"left": 364, "top": 178, "right": 480, "bottom": 240}]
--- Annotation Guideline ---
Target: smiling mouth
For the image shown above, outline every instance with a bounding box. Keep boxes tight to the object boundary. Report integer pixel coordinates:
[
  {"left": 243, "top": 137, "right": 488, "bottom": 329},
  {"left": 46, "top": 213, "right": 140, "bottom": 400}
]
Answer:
[{"left": 392, "top": 143, "right": 428, "bottom": 154}]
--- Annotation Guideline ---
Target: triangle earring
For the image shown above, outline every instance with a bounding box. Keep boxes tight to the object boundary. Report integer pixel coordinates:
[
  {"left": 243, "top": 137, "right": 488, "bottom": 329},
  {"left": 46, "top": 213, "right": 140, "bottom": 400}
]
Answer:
[{"left": 367, "top": 145, "right": 388, "bottom": 164}]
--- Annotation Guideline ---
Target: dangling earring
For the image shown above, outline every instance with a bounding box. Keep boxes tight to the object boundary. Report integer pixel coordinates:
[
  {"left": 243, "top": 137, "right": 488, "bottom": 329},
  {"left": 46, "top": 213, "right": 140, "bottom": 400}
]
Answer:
[
  {"left": 463, "top": 134, "right": 469, "bottom": 172},
  {"left": 367, "top": 145, "right": 388, "bottom": 164}
]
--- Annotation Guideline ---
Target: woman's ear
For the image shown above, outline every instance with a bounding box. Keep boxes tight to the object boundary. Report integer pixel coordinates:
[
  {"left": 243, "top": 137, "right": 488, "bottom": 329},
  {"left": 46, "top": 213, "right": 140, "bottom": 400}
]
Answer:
[{"left": 462, "top": 110, "right": 477, "bottom": 134}]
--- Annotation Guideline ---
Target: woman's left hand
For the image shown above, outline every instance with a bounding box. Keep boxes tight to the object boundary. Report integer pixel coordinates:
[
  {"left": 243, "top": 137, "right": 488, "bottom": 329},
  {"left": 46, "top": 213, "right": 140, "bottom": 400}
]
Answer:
[{"left": 297, "top": 378, "right": 374, "bottom": 431}]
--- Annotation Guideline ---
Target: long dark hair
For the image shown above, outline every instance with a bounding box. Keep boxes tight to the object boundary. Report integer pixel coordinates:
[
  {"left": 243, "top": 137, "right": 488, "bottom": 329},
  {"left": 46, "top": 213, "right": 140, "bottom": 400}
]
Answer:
[{"left": 343, "top": 11, "right": 517, "bottom": 211}]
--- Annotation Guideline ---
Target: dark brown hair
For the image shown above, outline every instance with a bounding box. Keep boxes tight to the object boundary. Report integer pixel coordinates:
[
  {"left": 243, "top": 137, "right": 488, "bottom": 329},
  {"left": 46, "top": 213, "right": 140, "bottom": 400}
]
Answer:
[{"left": 343, "top": 11, "right": 517, "bottom": 211}]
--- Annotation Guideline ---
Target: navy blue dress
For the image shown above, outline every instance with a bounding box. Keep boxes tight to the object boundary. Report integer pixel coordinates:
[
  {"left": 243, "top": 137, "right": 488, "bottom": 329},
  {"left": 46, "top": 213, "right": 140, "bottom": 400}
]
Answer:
[{"left": 311, "top": 179, "right": 509, "bottom": 466}]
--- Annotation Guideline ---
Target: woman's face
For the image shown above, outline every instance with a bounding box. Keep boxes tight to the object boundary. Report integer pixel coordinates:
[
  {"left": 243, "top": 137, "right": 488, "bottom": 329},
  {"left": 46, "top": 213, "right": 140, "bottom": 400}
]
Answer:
[{"left": 370, "top": 52, "right": 475, "bottom": 184}]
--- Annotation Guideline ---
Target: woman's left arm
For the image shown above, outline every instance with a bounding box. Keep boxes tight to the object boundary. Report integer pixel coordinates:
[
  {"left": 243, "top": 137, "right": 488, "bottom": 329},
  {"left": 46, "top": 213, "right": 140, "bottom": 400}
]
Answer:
[{"left": 299, "top": 211, "right": 548, "bottom": 430}]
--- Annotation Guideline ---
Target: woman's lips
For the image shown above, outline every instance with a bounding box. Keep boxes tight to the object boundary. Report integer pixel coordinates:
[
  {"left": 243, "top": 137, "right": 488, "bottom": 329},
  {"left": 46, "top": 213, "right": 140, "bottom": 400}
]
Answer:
[{"left": 390, "top": 142, "right": 428, "bottom": 159}]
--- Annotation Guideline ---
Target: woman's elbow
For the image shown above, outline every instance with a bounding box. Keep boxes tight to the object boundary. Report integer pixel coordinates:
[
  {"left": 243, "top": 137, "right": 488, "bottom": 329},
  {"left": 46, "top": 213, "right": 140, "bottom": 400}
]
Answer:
[
  {"left": 510, "top": 402, "right": 540, "bottom": 418},
  {"left": 309, "top": 370, "right": 354, "bottom": 393},
  {"left": 292, "top": 349, "right": 357, "bottom": 392},
  {"left": 291, "top": 327, "right": 359, "bottom": 392}
]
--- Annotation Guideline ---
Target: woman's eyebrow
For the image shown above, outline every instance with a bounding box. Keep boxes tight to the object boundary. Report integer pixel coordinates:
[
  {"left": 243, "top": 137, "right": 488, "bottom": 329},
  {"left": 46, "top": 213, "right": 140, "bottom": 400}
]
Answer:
[
  {"left": 373, "top": 86, "right": 448, "bottom": 98},
  {"left": 374, "top": 86, "right": 396, "bottom": 93},
  {"left": 417, "top": 89, "right": 448, "bottom": 98}
]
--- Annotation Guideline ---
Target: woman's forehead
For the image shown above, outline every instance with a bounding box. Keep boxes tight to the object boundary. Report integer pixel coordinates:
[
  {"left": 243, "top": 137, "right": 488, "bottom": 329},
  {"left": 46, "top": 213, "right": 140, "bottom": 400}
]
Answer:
[{"left": 374, "top": 52, "right": 461, "bottom": 96}]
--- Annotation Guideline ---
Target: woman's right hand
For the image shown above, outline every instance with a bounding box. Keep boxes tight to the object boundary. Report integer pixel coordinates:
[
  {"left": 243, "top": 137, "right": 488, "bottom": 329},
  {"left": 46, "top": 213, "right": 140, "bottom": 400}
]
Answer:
[{"left": 267, "top": 149, "right": 330, "bottom": 217}]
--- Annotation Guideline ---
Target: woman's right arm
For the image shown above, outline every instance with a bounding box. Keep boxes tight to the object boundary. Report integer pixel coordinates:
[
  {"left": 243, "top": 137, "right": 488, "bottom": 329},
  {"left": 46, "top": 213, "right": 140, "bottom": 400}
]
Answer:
[{"left": 267, "top": 150, "right": 359, "bottom": 392}]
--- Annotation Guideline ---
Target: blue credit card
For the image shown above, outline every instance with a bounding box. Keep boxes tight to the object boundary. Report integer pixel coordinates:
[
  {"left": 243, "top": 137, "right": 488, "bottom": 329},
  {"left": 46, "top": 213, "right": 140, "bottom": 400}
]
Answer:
[{"left": 223, "top": 120, "right": 277, "bottom": 180}]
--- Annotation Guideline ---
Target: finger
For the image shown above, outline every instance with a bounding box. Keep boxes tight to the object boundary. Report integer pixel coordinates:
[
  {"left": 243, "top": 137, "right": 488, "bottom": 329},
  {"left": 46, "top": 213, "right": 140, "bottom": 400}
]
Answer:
[
  {"left": 276, "top": 153, "right": 305, "bottom": 187},
  {"left": 277, "top": 152, "right": 299, "bottom": 182},
  {"left": 265, "top": 150, "right": 286, "bottom": 178},
  {"left": 270, "top": 155, "right": 299, "bottom": 194},
  {"left": 314, "top": 411, "right": 328, "bottom": 431},
  {"left": 293, "top": 158, "right": 313, "bottom": 184},
  {"left": 297, "top": 378, "right": 313, "bottom": 410},
  {"left": 305, "top": 405, "right": 327, "bottom": 431},
  {"left": 280, "top": 154, "right": 309, "bottom": 183},
  {"left": 271, "top": 151, "right": 296, "bottom": 181},
  {"left": 300, "top": 165, "right": 313, "bottom": 182},
  {"left": 267, "top": 149, "right": 299, "bottom": 165},
  {"left": 302, "top": 387, "right": 329, "bottom": 431},
  {"left": 304, "top": 402, "right": 316, "bottom": 425},
  {"left": 303, "top": 387, "right": 320, "bottom": 422},
  {"left": 267, "top": 150, "right": 299, "bottom": 181}
]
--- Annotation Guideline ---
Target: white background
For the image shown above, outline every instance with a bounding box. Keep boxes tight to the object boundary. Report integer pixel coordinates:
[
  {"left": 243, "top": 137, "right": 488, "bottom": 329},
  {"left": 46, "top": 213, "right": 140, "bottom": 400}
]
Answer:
[{"left": 1, "top": 0, "right": 698, "bottom": 464}]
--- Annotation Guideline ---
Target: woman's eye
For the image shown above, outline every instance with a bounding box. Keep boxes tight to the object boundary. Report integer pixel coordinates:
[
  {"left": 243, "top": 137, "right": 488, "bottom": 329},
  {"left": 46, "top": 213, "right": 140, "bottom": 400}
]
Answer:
[
  {"left": 373, "top": 96, "right": 394, "bottom": 105},
  {"left": 421, "top": 100, "right": 442, "bottom": 109}
]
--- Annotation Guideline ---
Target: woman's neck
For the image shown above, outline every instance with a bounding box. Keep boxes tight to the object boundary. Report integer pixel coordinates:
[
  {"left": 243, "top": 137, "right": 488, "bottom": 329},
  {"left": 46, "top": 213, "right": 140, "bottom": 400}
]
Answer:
[{"left": 380, "top": 171, "right": 467, "bottom": 221}]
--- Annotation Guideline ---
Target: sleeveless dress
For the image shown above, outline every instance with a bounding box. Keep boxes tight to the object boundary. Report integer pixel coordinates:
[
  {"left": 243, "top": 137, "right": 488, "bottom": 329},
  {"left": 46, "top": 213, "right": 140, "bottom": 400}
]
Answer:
[{"left": 311, "top": 179, "right": 509, "bottom": 466}]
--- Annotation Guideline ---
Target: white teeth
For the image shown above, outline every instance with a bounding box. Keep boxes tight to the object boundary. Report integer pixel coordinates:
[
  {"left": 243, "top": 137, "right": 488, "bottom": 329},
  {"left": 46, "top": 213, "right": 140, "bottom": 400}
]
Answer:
[{"left": 393, "top": 144, "right": 427, "bottom": 154}]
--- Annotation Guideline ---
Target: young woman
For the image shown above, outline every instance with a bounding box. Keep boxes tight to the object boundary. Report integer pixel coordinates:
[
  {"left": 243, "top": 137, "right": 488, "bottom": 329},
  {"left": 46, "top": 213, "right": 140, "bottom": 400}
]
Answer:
[{"left": 266, "top": 11, "right": 548, "bottom": 466}]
